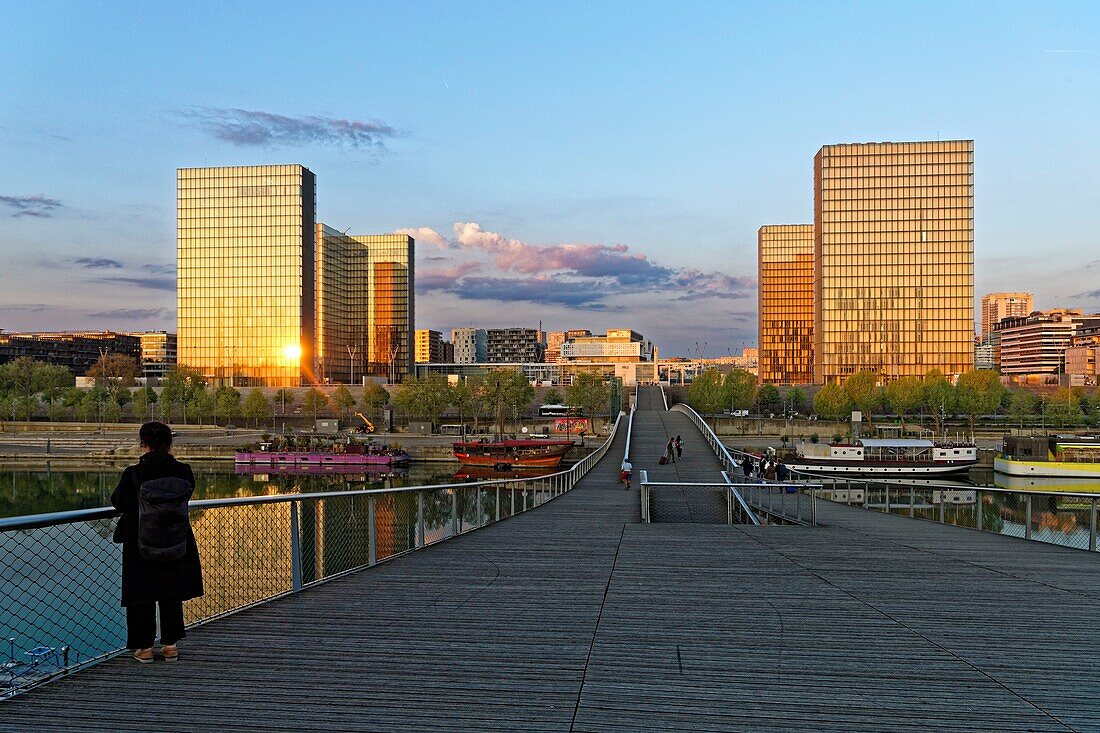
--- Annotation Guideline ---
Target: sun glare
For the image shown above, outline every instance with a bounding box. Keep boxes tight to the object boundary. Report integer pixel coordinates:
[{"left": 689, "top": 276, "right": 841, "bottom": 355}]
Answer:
[{"left": 283, "top": 343, "right": 302, "bottom": 360}]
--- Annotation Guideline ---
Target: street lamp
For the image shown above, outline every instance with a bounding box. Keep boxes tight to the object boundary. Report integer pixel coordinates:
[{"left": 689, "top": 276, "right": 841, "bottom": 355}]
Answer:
[{"left": 348, "top": 344, "right": 359, "bottom": 386}]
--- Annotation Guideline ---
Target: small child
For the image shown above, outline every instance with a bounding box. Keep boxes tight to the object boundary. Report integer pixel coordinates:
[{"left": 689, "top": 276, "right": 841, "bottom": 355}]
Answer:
[{"left": 620, "top": 459, "right": 633, "bottom": 490}]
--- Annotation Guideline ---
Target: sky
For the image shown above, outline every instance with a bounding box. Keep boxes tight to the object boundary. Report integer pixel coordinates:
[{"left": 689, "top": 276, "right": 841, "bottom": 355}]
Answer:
[{"left": 2, "top": 1, "right": 1099, "bottom": 357}]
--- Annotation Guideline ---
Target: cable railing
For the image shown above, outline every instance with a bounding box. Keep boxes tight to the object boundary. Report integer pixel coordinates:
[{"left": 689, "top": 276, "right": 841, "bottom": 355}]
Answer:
[
  {"left": 0, "top": 411, "right": 625, "bottom": 697},
  {"left": 637, "top": 470, "right": 764, "bottom": 525},
  {"left": 787, "top": 468, "right": 1100, "bottom": 553},
  {"left": 670, "top": 402, "right": 817, "bottom": 525}
]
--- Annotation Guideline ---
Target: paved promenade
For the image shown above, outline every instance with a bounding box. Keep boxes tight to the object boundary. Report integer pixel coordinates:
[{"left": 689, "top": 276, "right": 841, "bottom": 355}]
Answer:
[{"left": 5, "top": 388, "right": 1099, "bottom": 731}]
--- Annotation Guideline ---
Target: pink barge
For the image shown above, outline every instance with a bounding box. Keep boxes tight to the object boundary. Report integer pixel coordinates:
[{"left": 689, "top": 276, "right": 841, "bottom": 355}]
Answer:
[{"left": 235, "top": 442, "right": 410, "bottom": 467}]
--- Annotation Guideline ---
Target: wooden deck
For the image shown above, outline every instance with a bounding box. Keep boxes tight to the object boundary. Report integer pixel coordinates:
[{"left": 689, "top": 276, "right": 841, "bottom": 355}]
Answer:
[{"left": 5, "top": 387, "right": 1100, "bottom": 731}]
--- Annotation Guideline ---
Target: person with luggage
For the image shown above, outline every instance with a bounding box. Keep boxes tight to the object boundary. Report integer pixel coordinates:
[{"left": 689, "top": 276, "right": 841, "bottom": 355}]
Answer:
[
  {"left": 620, "top": 458, "right": 633, "bottom": 490},
  {"left": 675, "top": 435, "right": 683, "bottom": 460},
  {"left": 111, "top": 422, "right": 204, "bottom": 664},
  {"left": 665, "top": 438, "right": 677, "bottom": 463}
]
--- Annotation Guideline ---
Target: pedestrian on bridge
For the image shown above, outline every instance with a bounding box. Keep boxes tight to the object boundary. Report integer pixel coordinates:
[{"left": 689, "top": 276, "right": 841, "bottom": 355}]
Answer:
[
  {"left": 675, "top": 435, "right": 683, "bottom": 460},
  {"left": 620, "top": 458, "right": 632, "bottom": 490},
  {"left": 665, "top": 438, "right": 677, "bottom": 463},
  {"left": 111, "top": 422, "right": 204, "bottom": 665}
]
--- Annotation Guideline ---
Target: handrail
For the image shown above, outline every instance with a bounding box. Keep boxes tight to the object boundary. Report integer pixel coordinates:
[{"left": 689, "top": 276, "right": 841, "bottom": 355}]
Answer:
[
  {"left": 659, "top": 382, "right": 668, "bottom": 411},
  {"left": 670, "top": 401, "right": 816, "bottom": 525},
  {"left": 786, "top": 467, "right": 1100, "bottom": 500},
  {"left": 721, "top": 471, "right": 761, "bottom": 525},
  {"left": 1, "top": 412, "right": 626, "bottom": 697},
  {"left": 622, "top": 383, "right": 638, "bottom": 465}
]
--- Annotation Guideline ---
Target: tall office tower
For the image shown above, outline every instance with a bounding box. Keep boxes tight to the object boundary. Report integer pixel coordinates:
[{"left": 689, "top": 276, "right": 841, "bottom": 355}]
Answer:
[
  {"left": 452, "top": 328, "right": 487, "bottom": 363},
  {"left": 353, "top": 234, "right": 414, "bottom": 382},
  {"left": 178, "top": 165, "right": 316, "bottom": 386},
  {"left": 981, "top": 292, "right": 1034, "bottom": 339},
  {"left": 315, "top": 224, "right": 360, "bottom": 384},
  {"left": 813, "top": 140, "right": 974, "bottom": 383},
  {"left": 415, "top": 329, "right": 444, "bottom": 363},
  {"left": 758, "top": 225, "right": 814, "bottom": 385}
]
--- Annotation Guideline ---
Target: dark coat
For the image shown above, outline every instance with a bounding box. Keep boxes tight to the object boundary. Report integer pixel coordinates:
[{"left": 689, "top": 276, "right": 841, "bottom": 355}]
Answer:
[{"left": 111, "top": 452, "right": 204, "bottom": 607}]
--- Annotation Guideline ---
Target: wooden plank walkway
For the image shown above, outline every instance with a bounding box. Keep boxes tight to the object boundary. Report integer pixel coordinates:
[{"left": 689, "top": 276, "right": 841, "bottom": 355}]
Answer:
[{"left": 4, "top": 387, "right": 1100, "bottom": 731}]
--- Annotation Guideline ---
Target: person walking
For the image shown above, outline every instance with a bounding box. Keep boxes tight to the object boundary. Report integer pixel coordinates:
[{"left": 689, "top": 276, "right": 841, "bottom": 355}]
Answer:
[
  {"left": 620, "top": 458, "right": 633, "bottom": 490},
  {"left": 665, "top": 438, "right": 677, "bottom": 463},
  {"left": 111, "top": 422, "right": 204, "bottom": 664},
  {"left": 741, "top": 455, "right": 752, "bottom": 477},
  {"left": 675, "top": 435, "right": 683, "bottom": 460}
]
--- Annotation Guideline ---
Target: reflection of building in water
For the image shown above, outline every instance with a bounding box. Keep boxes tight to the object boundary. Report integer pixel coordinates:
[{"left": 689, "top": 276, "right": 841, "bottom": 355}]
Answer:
[
  {"left": 298, "top": 494, "right": 414, "bottom": 580},
  {"left": 186, "top": 503, "right": 293, "bottom": 624}
]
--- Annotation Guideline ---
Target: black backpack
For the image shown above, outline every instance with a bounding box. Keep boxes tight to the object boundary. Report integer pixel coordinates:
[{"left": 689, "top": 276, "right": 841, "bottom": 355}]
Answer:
[{"left": 134, "top": 472, "right": 194, "bottom": 562}]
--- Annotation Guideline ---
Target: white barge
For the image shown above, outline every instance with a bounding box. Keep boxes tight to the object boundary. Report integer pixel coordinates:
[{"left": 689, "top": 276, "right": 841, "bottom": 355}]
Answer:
[{"left": 785, "top": 438, "right": 978, "bottom": 476}]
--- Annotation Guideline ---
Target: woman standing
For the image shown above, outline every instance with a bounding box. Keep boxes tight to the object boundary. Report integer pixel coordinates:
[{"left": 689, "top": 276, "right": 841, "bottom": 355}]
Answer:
[{"left": 111, "top": 422, "right": 204, "bottom": 663}]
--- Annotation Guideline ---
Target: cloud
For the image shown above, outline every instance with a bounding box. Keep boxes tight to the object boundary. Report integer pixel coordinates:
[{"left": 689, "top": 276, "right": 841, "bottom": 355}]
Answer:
[
  {"left": 87, "top": 307, "right": 171, "bottom": 319},
  {"left": 417, "top": 262, "right": 482, "bottom": 291},
  {"left": 1075, "top": 289, "right": 1100, "bottom": 299},
  {"left": 180, "top": 107, "right": 399, "bottom": 151},
  {"left": 455, "top": 276, "right": 618, "bottom": 310},
  {"left": 89, "top": 276, "right": 176, "bottom": 292},
  {"left": 394, "top": 226, "right": 449, "bottom": 248},
  {"left": 143, "top": 263, "right": 176, "bottom": 275},
  {"left": 0, "top": 195, "right": 63, "bottom": 218},
  {"left": 74, "top": 257, "right": 123, "bottom": 269},
  {"left": 0, "top": 303, "right": 49, "bottom": 313}
]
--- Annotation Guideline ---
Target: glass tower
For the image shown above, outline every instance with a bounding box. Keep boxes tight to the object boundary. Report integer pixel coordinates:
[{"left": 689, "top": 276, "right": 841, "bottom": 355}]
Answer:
[
  {"left": 177, "top": 165, "right": 316, "bottom": 387},
  {"left": 352, "top": 234, "right": 414, "bottom": 382},
  {"left": 316, "top": 224, "right": 359, "bottom": 384},
  {"left": 758, "top": 225, "right": 814, "bottom": 385},
  {"left": 813, "top": 140, "right": 974, "bottom": 384}
]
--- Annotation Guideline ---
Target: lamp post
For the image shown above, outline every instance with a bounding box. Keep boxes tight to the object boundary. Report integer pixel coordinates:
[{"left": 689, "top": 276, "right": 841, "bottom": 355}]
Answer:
[{"left": 348, "top": 344, "right": 359, "bottom": 386}]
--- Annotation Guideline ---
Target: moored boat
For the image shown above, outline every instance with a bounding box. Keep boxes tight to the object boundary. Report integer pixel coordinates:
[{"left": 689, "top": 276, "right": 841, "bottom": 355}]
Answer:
[
  {"left": 452, "top": 438, "right": 574, "bottom": 469},
  {"left": 235, "top": 440, "right": 410, "bottom": 467},
  {"left": 994, "top": 435, "right": 1100, "bottom": 480},
  {"left": 785, "top": 438, "right": 977, "bottom": 476}
]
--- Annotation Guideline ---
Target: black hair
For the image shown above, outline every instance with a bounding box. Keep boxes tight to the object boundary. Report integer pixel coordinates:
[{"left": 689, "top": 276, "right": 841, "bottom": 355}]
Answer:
[{"left": 139, "top": 421, "right": 173, "bottom": 453}]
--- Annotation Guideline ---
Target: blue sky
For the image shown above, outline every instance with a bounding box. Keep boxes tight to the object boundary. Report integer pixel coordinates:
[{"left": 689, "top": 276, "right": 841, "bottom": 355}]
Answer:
[{"left": 2, "top": 1, "right": 1099, "bottom": 356}]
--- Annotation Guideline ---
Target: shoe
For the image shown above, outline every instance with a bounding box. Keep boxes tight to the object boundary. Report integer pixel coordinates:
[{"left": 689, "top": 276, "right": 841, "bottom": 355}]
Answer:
[
  {"left": 133, "top": 648, "right": 154, "bottom": 664},
  {"left": 161, "top": 644, "right": 179, "bottom": 662}
]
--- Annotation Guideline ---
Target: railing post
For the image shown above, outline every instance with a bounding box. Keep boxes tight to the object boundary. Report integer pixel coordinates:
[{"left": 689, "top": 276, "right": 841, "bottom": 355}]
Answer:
[
  {"left": 495, "top": 486, "right": 501, "bottom": 522},
  {"left": 939, "top": 491, "right": 946, "bottom": 523},
  {"left": 476, "top": 487, "right": 482, "bottom": 527},
  {"left": 1025, "top": 494, "right": 1032, "bottom": 540},
  {"left": 727, "top": 486, "right": 732, "bottom": 525},
  {"left": 885, "top": 486, "right": 891, "bottom": 514},
  {"left": 975, "top": 490, "right": 983, "bottom": 532},
  {"left": 452, "top": 488, "right": 460, "bottom": 535},
  {"left": 1090, "top": 498, "right": 1097, "bottom": 552},
  {"left": 511, "top": 484, "right": 515, "bottom": 515},
  {"left": 417, "top": 491, "right": 425, "bottom": 548},
  {"left": 368, "top": 495, "right": 377, "bottom": 566},
  {"left": 290, "top": 500, "right": 303, "bottom": 592},
  {"left": 523, "top": 487, "right": 528, "bottom": 512},
  {"left": 909, "top": 487, "right": 915, "bottom": 517}
]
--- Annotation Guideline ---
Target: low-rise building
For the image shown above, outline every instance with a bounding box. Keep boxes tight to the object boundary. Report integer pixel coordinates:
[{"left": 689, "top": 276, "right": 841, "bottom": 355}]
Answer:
[
  {"left": 560, "top": 329, "right": 653, "bottom": 364},
  {"left": 451, "top": 328, "right": 487, "bottom": 364},
  {"left": 486, "top": 328, "right": 543, "bottom": 363},
  {"left": 0, "top": 330, "right": 142, "bottom": 376},
  {"left": 415, "top": 329, "right": 444, "bottom": 364},
  {"left": 995, "top": 309, "right": 1100, "bottom": 384}
]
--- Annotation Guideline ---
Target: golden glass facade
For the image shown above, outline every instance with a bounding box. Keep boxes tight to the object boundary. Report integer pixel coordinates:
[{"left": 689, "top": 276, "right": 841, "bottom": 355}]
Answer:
[
  {"left": 813, "top": 140, "right": 974, "bottom": 383},
  {"left": 316, "top": 225, "right": 358, "bottom": 384},
  {"left": 177, "top": 165, "right": 316, "bottom": 387},
  {"left": 758, "top": 225, "right": 814, "bottom": 385},
  {"left": 352, "top": 234, "right": 414, "bottom": 381}
]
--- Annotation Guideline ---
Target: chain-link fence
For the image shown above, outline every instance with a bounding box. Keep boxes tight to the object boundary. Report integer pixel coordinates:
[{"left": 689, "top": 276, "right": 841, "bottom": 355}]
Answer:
[
  {"left": 795, "top": 474, "right": 1100, "bottom": 553},
  {"left": 1, "top": 412, "right": 625, "bottom": 697}
]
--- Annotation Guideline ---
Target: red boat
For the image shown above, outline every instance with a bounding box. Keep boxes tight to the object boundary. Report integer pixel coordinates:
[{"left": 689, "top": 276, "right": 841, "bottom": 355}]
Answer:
[{"left": 452, "top": 438, "right": 574, "bottom": 469}]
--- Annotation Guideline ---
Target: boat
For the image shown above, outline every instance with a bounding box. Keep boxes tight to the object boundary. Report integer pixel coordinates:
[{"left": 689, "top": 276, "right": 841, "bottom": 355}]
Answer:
[
  {"left": 235, "top": 440, "right": 410, "bottom": 467},
  {"left": 235, "top": 463, "right": 409, "bottom": 478},
  {"left": 452, "top": 438, "right": 574, "bottom": 469},
  {"left": 784, "top": 438, "right": 977, "bottom": 476},
  {"left": 994, "top": 435, "right": 1100, "bottom": 481}
]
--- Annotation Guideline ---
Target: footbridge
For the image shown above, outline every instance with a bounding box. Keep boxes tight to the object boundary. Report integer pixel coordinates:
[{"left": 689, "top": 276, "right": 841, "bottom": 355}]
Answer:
[{"left": 4, "top": 386, "right": 1100, "bottom": 731}]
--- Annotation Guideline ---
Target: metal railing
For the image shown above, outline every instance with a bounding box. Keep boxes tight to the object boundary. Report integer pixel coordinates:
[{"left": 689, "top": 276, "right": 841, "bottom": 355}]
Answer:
[
  {"left": 623, "top": 382, "right": 638, "bottom": 465},
  {"left": 0, "top": 411, "right": 625, "bottom": 697},
  {"left": 658, "top": 382, "right": 669, "bottom": 411},
  {"left": 638, "top": 470, "right": 761, "bottom": 525},
  {"left": 670, "top": 403, "right": 817, "bottom": 525},
  {"left": 787, "top": 469, "right": 1100, "bottom": 552}
]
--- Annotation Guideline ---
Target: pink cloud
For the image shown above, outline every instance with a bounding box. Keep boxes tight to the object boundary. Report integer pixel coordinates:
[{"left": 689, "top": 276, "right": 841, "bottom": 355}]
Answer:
[
  {"left": 393, "top": 226, "right": 449, "bottom": 248},
  {"left": 417, "top": 261, "right": 481, "bottom": 290}
]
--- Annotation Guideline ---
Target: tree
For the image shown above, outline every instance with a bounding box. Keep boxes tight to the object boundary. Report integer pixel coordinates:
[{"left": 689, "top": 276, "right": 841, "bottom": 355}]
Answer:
[
  {"left": 274, "top": 388, "right": 296, "bottom": 416},
  {"left": 86, "top": 353, "right": 141, "bottom": 389},
  {"left": 567, "top": 372, "right": 613, "bottom": 422},
  {"left": 161, "top": 366, "right": 206, "bottom": 423},
  {"left": 955, "top": 369, "right": 1006, "bottom": 438},
  {"left": 813, "top": 383, "right": 851, "bottom": 422},
  {"left": 843, "top": 371, "right": 881, "bottom": 423},
  {"left": 543, "top": 388, "right": 564, "bottom": 406},
  {"left": 479, "top": 370, "right": 534, "bottom": 435},
  {"left": 132, "top": 386, "right": 157, "bottom": 422},
  {"left": 214, "top": 385, "right": 242, "bottom": 425},
  {"left": 331, "top": 385, "right": 356, "bottom": 416},
  {"left": 922, "top": 369, "right": 956, "bottom": 436},
  {"left": 394, "top": 374, "right": 452, "bottom": 426},
  {"left": 241, "top": 389, "right": 273, "bottom": 427},
  {"left": 186, "top": 385, "right": 216, "bottom": 424},
  {"left": 884, "top": 376, "right": 923, "bottom": 429},
  {"left": 786, "top": 387, "right": 807, "bottom": 414},
  {"left": 302, "top": 388, "right": 330, "bottom": 420},
  {"left": 725, "top": 369, "right": 757, "bottom": 412},
  {"left": 1045, "top": 387, "right": 1082, "bottom": 427},
  {"left": 0, "top": 357, "right": 73, "bottom": 397},
  {"left": 687, "top": 368, "right": 725, "bottom": 420},
  {"left": 756, "top": 384, "right": 781, "bottom": 415},
  {"left": 362, "top": 382, "right": 389, "bottom": 412},
  {"left": 1008, "top": 389, "right": 1038, "bottom": 428}
]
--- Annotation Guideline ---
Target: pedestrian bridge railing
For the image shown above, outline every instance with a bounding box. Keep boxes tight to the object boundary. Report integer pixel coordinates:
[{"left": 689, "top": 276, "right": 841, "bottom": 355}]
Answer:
[
  {"left": 789, "top": 470, "right": 1100, "bottom": 553},
  {"left": 0, "top": 411, "right": 625, "bottom": 698},
  {"left": 670, "top": 403, "right": 817, "bottom": 525},
  {"left": 638, "top": 470, "right": 761, "bottom": 525}
]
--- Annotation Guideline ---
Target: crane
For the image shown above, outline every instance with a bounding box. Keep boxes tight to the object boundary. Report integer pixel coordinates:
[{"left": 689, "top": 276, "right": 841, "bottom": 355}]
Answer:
[{"left": 354, "top": 412, "right": 375, "bottom": 434}]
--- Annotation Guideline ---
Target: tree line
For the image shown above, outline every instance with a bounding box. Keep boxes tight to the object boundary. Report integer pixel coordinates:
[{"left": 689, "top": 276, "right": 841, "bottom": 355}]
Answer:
[{"left": 687, "top": 366, "right": 1098, "bottom": 436}]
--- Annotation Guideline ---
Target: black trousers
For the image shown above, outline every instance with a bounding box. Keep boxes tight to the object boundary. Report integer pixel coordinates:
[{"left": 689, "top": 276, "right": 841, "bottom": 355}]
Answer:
[{"left": 126, "top": 600, "right": 186, "bottom": 649}]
